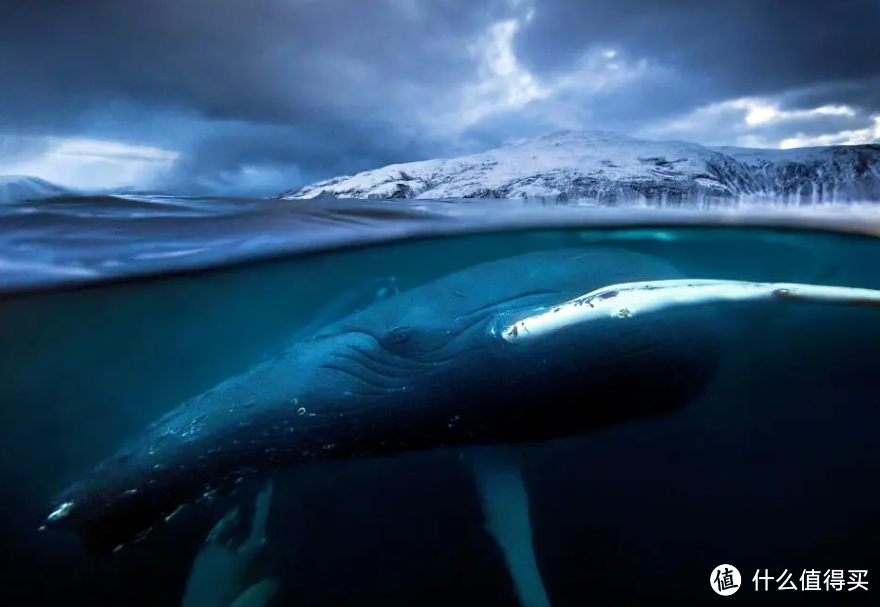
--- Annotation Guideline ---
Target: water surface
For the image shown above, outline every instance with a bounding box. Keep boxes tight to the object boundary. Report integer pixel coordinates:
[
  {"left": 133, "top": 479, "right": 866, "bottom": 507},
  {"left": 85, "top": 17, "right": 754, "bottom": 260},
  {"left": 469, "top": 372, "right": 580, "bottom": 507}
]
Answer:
[{"left": 1, "top": 194, "right": 878, "bottom": 606}]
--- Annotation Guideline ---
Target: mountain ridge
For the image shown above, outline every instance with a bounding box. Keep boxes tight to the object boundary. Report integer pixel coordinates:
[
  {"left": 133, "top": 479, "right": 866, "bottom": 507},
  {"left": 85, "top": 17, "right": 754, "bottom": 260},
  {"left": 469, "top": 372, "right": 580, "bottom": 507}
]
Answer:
[
  {"left": 278, "top": 130, "right": 880, "bottom": 204},
  {"left": 0, "top": 175, "right": 71, "bottom": 204}
]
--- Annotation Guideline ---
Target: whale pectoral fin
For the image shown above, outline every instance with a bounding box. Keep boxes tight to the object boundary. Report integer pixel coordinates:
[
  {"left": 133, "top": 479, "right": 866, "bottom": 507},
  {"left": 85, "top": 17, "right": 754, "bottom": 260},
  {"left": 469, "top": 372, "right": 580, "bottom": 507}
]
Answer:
[
  {"left": 70, "top": 500, "right": 188, "bottom": 556},
  {"left": 466, "top": 447, "right": 552, "bottom": 607},
  {"left": 498, "top": 278, "right": 880, "bottom": 344},
  {"left": 229, "top": 579, "right": 279, "bottom": 607},
  {"left": 205, "top": 506, "right": 241, "bottom": 547},
  {"left": 182, "top": 484, "right": 276, "bottom": 607},
  {"left": 236, "top": 479, "right": 274, "bottom": 557}
]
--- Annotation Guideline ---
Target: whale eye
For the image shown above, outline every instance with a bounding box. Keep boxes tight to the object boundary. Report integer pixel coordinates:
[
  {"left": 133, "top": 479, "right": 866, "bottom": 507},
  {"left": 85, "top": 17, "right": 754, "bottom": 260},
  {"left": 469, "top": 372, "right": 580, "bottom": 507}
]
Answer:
[
  {"left": 379, "top": 325, "right": 428, "bottom": 357},
  {"left": 378, "top": 325, "right": 451, "bottom": 359},
  {"left": 385, "top": 326, "right": 411, "bottom": 344}
]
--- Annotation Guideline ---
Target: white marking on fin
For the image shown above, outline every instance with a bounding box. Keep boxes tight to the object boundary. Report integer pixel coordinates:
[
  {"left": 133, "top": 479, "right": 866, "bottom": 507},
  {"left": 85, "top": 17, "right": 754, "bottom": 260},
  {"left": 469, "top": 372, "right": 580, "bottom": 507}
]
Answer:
[{"left": 501, "top": 279, "right": 880, "bottom": 343}]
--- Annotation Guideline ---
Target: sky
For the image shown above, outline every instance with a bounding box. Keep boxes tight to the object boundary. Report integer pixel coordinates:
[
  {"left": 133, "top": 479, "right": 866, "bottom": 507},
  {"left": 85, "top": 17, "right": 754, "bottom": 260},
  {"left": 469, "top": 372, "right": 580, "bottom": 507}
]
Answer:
[{"left": 0, "top": 0, "right": 878, "bottom": 195}]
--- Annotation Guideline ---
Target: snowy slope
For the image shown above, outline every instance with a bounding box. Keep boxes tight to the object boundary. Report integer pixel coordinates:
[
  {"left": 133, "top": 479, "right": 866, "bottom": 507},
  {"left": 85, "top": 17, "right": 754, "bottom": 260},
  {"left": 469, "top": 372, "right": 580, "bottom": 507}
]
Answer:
[
  {"left": 279, "top": 131, "right": 880, "bottom": 203},
  {"left": 712, "top": 144, "right": 880, "bottom": 203},
  {"left": 0, "top": 175, "right": 69, "bottom": 204}
]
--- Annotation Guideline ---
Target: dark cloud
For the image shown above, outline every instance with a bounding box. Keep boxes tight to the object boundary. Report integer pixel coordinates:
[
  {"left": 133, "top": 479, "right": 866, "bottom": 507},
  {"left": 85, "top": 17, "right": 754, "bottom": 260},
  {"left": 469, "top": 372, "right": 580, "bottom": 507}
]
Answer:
[
  {"left": 779, "top": 75, "right": 880, "bottom": 117},
  {"left": 0, "top": 0, "right": 877, "bottom": 192},
  {"left": 0, "top": 0, "right": 510, "bottom": 126},
  {"left": 0, "top": 135, "right": 55, "bottom": 166},
  {"left": 515, "top": 0, "right": 880, "bottom": 120},
  {"left": 0, "top": 0, "right": 512, "bottom": 192},
  {"left": 761, "top": 113, "right": 869, "bottom": 142},
  {"left": 160, "top": 117, "right": 438, "bottom": 196}
]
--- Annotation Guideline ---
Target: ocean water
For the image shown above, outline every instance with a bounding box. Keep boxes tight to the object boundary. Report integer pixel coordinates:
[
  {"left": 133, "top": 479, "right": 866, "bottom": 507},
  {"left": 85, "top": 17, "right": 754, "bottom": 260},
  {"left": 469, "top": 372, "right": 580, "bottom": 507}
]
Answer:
[{"left": 1, "top": 194, "right": 879, "bottom": 606}]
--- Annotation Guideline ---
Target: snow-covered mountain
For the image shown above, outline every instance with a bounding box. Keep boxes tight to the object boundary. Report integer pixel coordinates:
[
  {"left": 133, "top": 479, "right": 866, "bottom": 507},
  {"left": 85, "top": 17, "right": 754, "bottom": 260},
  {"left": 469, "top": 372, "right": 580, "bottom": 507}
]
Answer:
[
  {"left": 0, "top": 175, "right": 70, "bottom": 204},
  {"left": 278, "top": 131, "right": 880, "bottom": 204}
]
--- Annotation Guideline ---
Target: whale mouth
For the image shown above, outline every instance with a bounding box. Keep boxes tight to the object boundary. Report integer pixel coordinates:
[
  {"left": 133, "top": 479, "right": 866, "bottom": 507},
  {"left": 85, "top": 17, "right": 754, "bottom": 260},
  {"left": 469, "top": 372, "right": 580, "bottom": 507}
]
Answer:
[{"left": 498, "top": 278, "right": 880, "bottom": 343}]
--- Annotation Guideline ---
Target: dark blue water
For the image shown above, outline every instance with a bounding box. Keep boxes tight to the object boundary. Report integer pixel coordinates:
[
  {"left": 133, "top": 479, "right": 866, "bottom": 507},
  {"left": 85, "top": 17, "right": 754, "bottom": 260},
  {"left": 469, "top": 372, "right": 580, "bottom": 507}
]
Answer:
[{"left": 1, "top": 194, "right": 879, "bottom": 606}]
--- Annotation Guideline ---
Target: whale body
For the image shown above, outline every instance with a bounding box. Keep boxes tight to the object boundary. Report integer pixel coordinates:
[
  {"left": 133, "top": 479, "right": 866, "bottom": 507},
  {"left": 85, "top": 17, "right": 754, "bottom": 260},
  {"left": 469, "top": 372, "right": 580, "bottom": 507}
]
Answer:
[{"left": 42, "top": 247, "right": 724, "bottom": 553}]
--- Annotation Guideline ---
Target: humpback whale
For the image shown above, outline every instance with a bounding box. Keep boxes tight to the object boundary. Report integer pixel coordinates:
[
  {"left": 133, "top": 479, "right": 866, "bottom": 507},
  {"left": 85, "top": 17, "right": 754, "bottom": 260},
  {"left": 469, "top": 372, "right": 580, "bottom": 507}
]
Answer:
[
  {"left": 41, "top": 246, "right": 880, "bottom": 561},
  {"left": 182, "top": 480, "right": 277, "bottom": 607},
  {"left": 182, "top": 278, "right": 399, "bottom": 607}
]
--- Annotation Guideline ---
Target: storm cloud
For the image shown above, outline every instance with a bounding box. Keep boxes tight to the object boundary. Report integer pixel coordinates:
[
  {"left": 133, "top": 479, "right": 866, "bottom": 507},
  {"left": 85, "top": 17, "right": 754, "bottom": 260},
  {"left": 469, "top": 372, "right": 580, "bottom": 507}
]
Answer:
[{"left": 0, "top": 0, "right": 877, "bottom": 193}]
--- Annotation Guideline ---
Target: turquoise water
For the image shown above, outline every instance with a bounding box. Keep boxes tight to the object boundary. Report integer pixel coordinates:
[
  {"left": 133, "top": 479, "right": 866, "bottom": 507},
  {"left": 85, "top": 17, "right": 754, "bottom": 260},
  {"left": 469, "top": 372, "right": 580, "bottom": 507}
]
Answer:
[{"left": 1, "top": 206, "right": 879, "bottom": 605}]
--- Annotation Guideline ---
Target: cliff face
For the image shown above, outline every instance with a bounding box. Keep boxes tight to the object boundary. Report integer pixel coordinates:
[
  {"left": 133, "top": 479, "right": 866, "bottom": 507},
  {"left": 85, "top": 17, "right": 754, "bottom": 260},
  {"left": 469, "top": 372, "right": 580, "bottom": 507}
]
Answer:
[
  {"left": 716, "top": 145, "right": 880, "bottom": 203},
  {"left": 278, "top": 131, "right": 880, "bottom": 204}
]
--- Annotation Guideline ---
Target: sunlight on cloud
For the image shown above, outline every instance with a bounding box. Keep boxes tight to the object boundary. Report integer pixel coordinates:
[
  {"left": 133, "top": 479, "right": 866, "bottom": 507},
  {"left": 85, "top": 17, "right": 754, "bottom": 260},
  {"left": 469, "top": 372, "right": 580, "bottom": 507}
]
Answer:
[
  {"left": 728, "top": 98, "right": 857, "bottom": 126},
  {"left": 457, "top": 12, "right": 549, "bottom": 128},
  {"left": 648, "top": 97, "right": 857, "bottom": 132},
  {"left": 444, "top": 1, "right": 647, "bottom": 136},
  {"left": 4, "top": 137, "right": 178, "bottom": 190},
  {"left": 641, "top": 95, "right": 875, "bottom": 149},
  {"left": 779, "top": 115, "right": 880, "bottom": 148},
  {"left": 552, "top": 47, "right": 647, "bottom": 94}
]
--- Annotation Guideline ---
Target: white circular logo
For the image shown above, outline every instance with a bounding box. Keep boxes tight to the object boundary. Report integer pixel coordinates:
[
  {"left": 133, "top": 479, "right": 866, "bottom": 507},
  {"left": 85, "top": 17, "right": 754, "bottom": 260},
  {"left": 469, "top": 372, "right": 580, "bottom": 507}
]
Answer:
[{"left": 710, "top": 564, "right": 741, "bottom": 596}]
